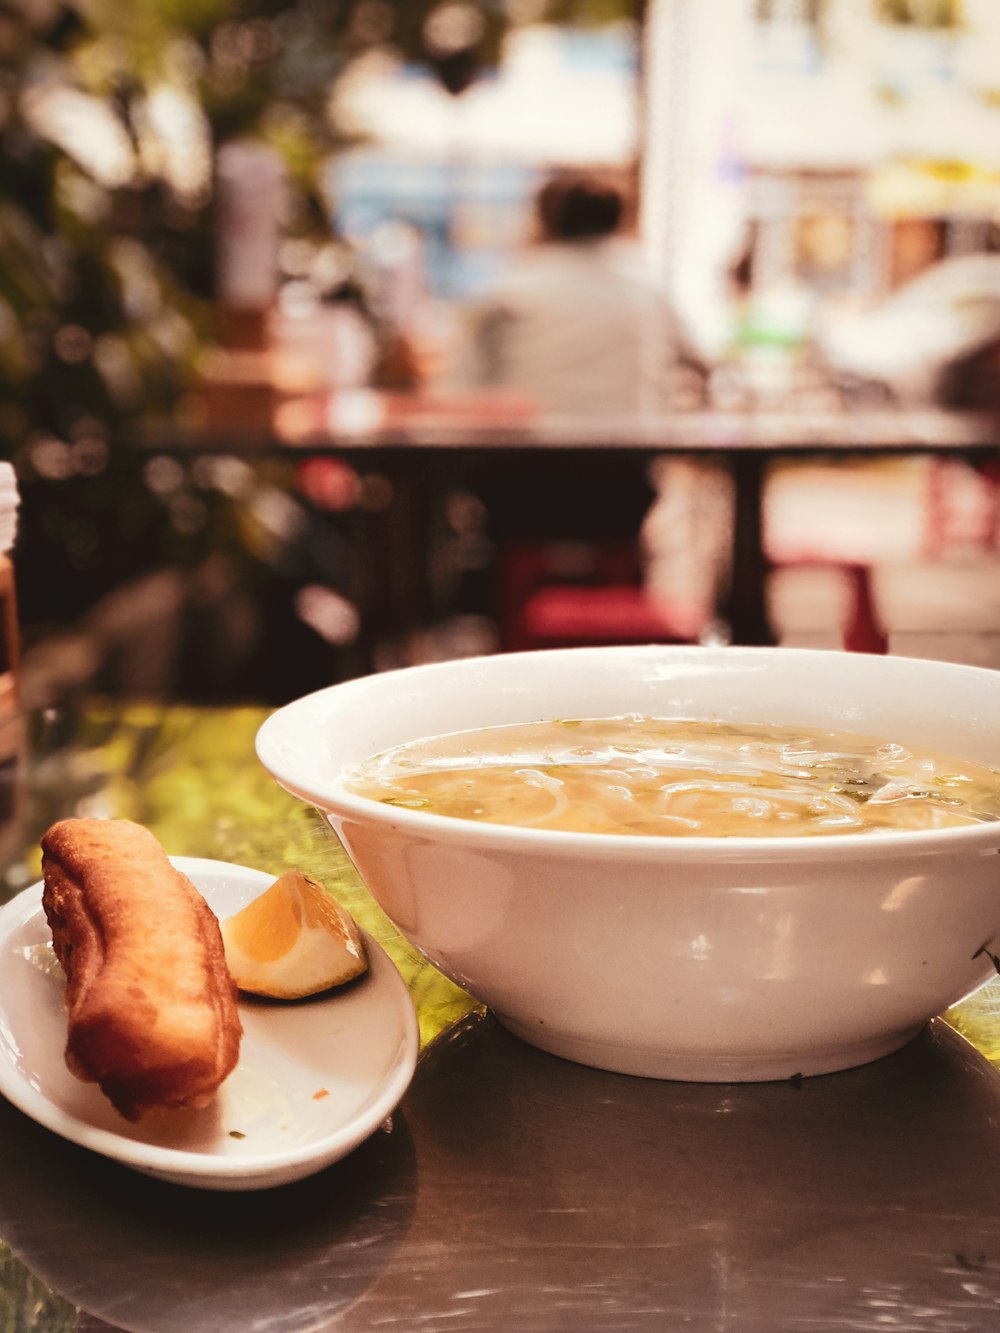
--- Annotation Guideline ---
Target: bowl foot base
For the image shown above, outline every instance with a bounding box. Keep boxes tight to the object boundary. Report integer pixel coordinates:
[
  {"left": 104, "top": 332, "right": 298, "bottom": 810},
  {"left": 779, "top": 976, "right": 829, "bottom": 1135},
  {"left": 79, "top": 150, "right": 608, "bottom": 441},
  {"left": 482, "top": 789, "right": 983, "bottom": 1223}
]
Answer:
[{"left": 495, "top": 1016, "right": 927, "bottom": 1083}]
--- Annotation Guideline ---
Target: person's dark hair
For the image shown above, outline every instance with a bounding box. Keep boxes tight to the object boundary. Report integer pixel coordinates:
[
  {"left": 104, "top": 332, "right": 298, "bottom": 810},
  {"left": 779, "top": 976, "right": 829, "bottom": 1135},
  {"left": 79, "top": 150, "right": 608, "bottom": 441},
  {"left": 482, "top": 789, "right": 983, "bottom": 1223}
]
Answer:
[{"left": 535, "top": 171, "right": 624, "bottom": 242}]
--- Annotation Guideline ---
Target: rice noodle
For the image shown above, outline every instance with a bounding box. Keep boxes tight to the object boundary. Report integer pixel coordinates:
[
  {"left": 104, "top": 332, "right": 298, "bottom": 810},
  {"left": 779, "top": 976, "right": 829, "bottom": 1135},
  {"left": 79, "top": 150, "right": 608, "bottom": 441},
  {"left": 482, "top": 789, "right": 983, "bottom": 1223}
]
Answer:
[{"left": 347, "top": 717, "right": 1000, "bottom": 838}]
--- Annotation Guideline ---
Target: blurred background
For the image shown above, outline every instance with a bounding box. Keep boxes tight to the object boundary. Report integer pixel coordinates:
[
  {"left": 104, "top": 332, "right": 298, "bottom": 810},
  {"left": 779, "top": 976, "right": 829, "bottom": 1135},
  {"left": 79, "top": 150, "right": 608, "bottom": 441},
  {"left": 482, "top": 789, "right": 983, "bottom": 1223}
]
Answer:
[{"left": 4, "top": 0, "right": 1000, "bottom": 708}]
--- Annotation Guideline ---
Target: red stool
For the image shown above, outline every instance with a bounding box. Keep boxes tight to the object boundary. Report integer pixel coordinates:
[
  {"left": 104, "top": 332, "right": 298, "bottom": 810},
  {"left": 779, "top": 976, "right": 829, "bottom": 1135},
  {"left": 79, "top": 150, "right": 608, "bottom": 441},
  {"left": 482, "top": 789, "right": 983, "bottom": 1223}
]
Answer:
[{"left": 496, "top": 539, "right": 704, "bottom": 652}]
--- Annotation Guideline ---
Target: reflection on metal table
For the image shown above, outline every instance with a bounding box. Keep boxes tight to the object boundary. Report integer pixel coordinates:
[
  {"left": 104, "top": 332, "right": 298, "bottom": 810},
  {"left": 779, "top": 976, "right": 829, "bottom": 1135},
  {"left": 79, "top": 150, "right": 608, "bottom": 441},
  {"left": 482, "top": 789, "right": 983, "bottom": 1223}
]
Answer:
[{"left": 2, "top": 699, "right": 1000, "bottom": 1332}]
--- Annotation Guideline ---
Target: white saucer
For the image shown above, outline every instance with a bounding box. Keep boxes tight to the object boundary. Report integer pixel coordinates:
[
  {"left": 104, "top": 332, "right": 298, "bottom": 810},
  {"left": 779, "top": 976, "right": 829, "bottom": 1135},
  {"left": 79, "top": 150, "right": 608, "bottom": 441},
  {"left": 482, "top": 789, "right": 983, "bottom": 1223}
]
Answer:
[{"left": 0, "top": 857, "right": 419, "bottom": 1190}]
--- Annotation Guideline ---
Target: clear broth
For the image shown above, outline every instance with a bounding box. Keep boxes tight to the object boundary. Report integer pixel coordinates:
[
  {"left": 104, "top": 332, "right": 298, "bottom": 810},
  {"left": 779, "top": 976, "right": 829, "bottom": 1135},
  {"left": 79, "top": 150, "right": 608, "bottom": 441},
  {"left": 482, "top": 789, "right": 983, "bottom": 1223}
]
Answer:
[{"left": 346, "top": 716, "right": 1000, "bottom": 838}]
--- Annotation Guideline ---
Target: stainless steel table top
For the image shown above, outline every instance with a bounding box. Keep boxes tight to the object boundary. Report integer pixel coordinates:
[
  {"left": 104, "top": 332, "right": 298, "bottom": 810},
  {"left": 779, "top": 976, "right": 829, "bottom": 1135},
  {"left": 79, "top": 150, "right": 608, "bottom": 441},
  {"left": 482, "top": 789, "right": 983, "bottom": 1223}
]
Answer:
[
  {"left": 3, "top": 701, "right": 1000, "bottom": 1332},
  {"left": 5, "top": 1008, "right": 1000, "bottom": 1332}
]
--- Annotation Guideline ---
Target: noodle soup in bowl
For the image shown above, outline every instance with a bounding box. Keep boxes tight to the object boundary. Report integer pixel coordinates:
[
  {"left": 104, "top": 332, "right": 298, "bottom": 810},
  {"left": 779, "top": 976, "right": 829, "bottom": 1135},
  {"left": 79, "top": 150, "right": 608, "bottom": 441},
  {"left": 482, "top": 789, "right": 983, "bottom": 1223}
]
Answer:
[{"left": 256, "top": 646, "right": 1000, "bottom": 1082}]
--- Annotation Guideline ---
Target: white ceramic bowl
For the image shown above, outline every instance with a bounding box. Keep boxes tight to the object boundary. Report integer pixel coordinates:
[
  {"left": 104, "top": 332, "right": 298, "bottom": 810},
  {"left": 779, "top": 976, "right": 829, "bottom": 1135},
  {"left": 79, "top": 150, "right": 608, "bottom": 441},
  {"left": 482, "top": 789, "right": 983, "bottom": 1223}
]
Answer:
[{"left": 256, "top": 646, "right": 1000, "bottom": 1082}]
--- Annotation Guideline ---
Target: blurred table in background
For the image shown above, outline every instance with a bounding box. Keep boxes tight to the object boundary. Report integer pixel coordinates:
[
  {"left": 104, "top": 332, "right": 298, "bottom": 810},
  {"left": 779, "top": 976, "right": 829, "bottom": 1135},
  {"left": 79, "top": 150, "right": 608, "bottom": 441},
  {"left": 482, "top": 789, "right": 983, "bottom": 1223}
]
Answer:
[
  {"left": 4, "top": 698, "right": 1000, "bottom": 1331},
  {"left": 17, "top": 400, "right": 1000, "bottom": 714},
  {"left": 143, "top": 398, "right": 1000, "bottom": 659}
]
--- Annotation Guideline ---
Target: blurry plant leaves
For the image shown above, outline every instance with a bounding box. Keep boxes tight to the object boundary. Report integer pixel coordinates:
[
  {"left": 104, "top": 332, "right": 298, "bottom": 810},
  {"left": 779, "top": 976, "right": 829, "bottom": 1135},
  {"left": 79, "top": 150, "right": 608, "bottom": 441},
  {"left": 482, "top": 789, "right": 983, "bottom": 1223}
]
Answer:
[{"left": 0, "top": 204, "right": 64, "bottom": 315}]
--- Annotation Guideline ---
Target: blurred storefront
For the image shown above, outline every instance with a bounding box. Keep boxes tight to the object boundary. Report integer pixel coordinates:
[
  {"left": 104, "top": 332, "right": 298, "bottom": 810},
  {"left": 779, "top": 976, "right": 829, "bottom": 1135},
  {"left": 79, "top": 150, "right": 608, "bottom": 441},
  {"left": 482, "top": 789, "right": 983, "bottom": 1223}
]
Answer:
[
  {"left": 326, "top": 22, "right": 640, "bottom": 306},
  {"left": 642, "top": 0, "right": 1000, "bottom": 369}
]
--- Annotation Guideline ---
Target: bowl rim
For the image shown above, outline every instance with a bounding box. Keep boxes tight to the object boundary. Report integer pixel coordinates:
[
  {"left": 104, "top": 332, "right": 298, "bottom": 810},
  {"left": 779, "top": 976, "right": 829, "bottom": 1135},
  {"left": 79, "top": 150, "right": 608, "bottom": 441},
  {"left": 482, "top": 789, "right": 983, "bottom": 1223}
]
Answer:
[{"left": 256, "top": 645, "right": 1000, "bottom": 861}]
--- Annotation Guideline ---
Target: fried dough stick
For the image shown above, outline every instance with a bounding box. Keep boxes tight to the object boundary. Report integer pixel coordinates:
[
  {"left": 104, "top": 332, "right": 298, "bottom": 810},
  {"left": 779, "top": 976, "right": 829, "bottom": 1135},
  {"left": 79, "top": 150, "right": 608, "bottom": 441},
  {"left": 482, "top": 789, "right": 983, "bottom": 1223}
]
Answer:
[{"left": 41, "top": 818, "right": 242, "bottom": 1121}]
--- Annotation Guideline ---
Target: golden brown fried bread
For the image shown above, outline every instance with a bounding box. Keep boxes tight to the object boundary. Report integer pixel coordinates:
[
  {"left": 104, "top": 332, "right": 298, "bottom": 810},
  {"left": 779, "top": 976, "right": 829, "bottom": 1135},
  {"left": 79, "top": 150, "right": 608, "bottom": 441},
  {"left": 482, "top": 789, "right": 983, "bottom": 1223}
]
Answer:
[{"left": 41, "top": 818, "right": 242, "bottom": 1121}]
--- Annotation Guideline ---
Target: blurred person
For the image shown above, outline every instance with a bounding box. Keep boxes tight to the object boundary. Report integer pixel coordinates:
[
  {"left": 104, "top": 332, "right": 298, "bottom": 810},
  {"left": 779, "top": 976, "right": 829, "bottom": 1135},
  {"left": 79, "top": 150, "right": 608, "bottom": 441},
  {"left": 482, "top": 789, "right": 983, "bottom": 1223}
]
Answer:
[
  {"left": 459, "top": 169, "right": 728, "bottom": 640},
  {"left": 464, "top": 168, "right": 702, "bottom": 417}
]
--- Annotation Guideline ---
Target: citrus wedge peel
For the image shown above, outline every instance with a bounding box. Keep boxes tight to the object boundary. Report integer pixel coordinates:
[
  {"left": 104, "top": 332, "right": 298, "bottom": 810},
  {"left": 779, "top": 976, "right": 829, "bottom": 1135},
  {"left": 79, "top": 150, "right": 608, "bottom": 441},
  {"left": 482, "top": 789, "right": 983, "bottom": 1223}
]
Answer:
[{"left": 220, "top": 870, "right": 368, "bottom": 999}]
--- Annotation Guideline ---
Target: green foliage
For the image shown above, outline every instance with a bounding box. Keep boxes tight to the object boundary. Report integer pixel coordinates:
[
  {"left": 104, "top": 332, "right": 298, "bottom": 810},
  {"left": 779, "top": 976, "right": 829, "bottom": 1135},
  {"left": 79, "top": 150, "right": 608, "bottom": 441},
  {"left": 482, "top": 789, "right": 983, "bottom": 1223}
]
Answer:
[
  {"left": 0, "top": 2, "right": 209, "bottom": 458},
  {"left": 0, "top": 0, "right": 523, "bottom": 469}
]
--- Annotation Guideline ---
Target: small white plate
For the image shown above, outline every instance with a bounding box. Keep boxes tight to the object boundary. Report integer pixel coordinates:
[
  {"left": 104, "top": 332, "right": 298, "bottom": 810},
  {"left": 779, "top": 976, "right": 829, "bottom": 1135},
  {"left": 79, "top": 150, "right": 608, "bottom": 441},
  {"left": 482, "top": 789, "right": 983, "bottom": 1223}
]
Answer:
[{"left": 0, "top": 857, "right": 419, "bottom": 1191}]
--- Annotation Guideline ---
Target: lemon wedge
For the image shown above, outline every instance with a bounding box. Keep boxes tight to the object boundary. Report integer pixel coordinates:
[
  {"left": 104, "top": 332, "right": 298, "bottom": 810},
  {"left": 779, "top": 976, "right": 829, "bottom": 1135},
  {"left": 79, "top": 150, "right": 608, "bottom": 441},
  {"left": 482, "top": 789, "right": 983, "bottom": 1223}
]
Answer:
[{"left": 220, "top": 870, "right": 368, "bottom": 999}]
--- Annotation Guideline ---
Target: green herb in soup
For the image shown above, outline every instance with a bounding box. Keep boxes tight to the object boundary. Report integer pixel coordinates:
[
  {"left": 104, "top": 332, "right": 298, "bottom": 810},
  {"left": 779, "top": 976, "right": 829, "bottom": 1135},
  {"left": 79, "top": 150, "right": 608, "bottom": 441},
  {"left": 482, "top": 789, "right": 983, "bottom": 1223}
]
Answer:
[{"left": 345, "top": 717, "right": 1000, "bottom": 838}]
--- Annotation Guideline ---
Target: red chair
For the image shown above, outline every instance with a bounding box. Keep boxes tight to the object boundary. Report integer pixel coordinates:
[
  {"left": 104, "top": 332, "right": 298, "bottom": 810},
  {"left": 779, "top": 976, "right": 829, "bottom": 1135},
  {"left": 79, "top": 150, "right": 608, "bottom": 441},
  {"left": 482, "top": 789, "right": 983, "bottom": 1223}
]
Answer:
[{"left": 496, "top": 538, "right": 705, "bottom": 652}]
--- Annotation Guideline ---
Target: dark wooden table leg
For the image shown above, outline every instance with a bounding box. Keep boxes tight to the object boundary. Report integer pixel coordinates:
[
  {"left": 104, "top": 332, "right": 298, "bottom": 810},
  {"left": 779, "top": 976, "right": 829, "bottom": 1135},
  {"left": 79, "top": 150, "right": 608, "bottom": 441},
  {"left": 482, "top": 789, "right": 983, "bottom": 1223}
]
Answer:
[{"left": 724, "top": 451, "right": 776, "bottom": 646}]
